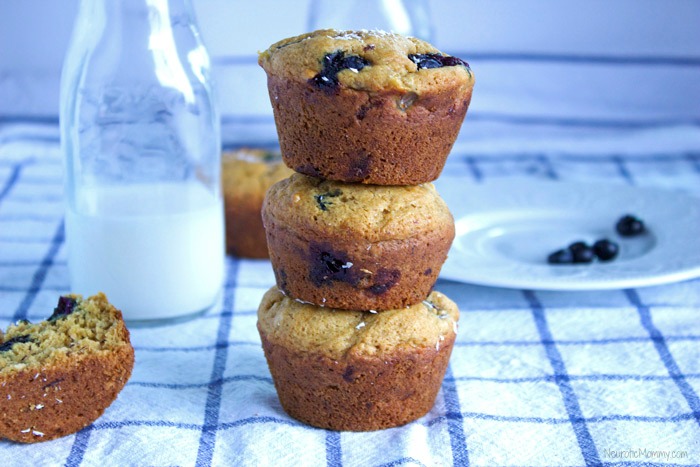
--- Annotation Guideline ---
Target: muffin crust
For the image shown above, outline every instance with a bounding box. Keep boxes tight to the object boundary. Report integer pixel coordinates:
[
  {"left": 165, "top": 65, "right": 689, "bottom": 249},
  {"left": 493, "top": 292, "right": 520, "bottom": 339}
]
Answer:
[
  {"left": 262, "top": 174, "right": 455, "bottom": 310},
  {"left": 257, "top": 287, "right": 459, "bottom": 430}
]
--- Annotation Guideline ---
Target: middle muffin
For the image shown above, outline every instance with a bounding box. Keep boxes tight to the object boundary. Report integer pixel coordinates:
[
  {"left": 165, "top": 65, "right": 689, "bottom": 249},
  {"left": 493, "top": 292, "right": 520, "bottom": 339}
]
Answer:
[{"left": 263, "top": 173, "right": 455, "bottom": 310}]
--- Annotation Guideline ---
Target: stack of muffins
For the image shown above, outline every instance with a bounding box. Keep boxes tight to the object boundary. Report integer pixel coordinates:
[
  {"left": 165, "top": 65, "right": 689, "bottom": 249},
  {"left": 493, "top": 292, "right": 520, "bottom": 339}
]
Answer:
[{"left": 256, "top": 29, "right": 474, "bottom": 431}]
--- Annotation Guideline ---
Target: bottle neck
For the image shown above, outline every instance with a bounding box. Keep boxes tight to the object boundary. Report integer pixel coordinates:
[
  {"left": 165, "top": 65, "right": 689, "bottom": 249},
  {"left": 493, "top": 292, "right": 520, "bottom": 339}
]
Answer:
[
  {"left": 75, "top": 0, "right": 198, "bottom": 46},
  {"left": 69, "top": 0, "right": 208, "bottom": 87},
  {"left": 83, "top": 0, "right": 194, "bottom": 20}
]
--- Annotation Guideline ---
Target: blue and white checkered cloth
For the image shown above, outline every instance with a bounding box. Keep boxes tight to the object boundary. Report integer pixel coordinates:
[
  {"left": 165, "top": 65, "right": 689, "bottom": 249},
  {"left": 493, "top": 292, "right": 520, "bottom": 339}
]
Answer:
[{"left": 1, "top": 122, "right": 699, "bottom": 466}]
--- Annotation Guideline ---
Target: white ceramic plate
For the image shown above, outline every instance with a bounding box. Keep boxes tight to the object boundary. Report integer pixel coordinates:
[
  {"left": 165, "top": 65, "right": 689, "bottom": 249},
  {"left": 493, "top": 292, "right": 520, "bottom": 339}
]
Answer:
[{"left": 438, "top": 179, "right": 700, "bottom": 290}]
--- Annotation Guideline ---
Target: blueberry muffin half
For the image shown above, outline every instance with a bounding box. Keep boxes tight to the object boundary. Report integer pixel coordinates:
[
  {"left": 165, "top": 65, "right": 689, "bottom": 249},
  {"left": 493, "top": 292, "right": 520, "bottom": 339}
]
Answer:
[{"left": 0, "top": 293, "right": 134, "bottom": 443}]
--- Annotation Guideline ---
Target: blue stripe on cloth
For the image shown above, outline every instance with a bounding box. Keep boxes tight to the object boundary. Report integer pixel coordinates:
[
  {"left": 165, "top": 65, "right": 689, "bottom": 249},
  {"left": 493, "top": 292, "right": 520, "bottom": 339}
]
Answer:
[
  {"left": 603, "top": 463, "right": 696, "bottom": 467},
  {"left": 537, "top": 154, "right": 558, "bottom": 180},
  {"left": 688, "top": 153, "right": 700, "bottom": 172},
  {"left": 0, "top": 236, "right": 60, "bottom": 244},
  {"left": 454, "top": 335, "right": 700, "bottom": 347},
  {"left": 118, "top": 334, "right": 700, "bottom": 354},
  {"left": 90, "top": 416, "right": 305, "bottom": 432},
  {"left": 611, "top": 156, "right": 635, "bottom": 185},
  {"left": 0, "top": 260, "right": 67, "bottom": 267},
  {"left": 7, "top": 194, "right": 64, "bottom": 203},
  {"left": 325, "top": 430, "right": 342, "bottom": 467},
  {"left": 128, "top": 375, "right": 274, "bottom": 390},
  {"left": 77, "top": 409, "right": 700, "bottom": 435},
  {"left": 65, "top": 425, "right": 92, "bottom": 467},
  {"left": 218, "top": 416, "right": 305, "bottom": 430},
  {"left": 12, "top": 219, "right": 65, "bottom": 322},
  {"left": 443, "top": 365, "right": 470, "bottom": 466},
  {"left": 221, "top": 114, "right": 275, "bottom": 124},
  {"left": 457, "top": 412, "right": 700, "bottom": 424},
  {"left": 625, "top": 289, "right": 700, "bottom": 429},
  {"left": 123, "top": 370, "right": 700, "bottom": 391},
  {"left": 465, "top": 156, "right": 483, "bottom": 182},
  {"left": 195, "top": 257, "right": 239, "bottom": 466},
  {"left": 448, "top": 153, "right": 700, "bottom": 164},
  {"left": 524, "top": 290, "right": 601, "bottom": 465},
  {"left": 376, "top": 457, "right": 428, "bottom": 467},
  {"left": 0, "top": 285, "right": 69, "bottom": 293},
  {"left": 467, "top": 113, "right": 700, "bottom": 129},
  {"left": 16, "top": 175, "right": 62, "bottom": 185},
  {"left": 0, "top": 132, "right": 60, "bottom": 145},
  {"left": 0, "top": 115, "right": 59, "bottom": 125},
  {"left": 5, "top": 112, "right": 700, "bottom": 135},
  {"left": 132, "top": 341, "right": 259, "bottom": 352},
  {"left": 211, "top": 55, "right": 259, "bottom": 66},
  {"left": 422, "top": 409, "right": 700, "bottom": 427},
  {"left": 218, "top": 112, "right": 700, "bottom": 130},
  {"left": 449, "top": 373, "right": 700, "bottom": 384},
  {"left": 0, "top": 213, "right": 61, "bottom": 222},
  {"left": 0, "top": 162, "right": 22, "bottom": 202}
]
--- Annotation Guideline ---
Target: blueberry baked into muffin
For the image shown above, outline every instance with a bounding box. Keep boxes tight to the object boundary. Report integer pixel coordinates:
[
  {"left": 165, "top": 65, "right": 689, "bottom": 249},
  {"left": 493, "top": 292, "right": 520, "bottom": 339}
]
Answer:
[
  {"left": 0, "top": 293, "right": 134, "bottom": 443},
  {"left": 222, "top": 148, "right": 293, "bottom": 258},
  {"left": 257, "top": 287, "right": 459, "bottom": 431},
  {"left": 262, "top": 173, "right": 455, "bottom": 310},
  {"left": 258, "top": 29, "right": 474, "bottom": 185}
]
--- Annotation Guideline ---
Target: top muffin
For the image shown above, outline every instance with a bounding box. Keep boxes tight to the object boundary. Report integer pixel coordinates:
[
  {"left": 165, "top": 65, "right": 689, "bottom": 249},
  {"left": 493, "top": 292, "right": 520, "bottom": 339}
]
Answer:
[
  {"left": 259, "top": 29, "right": 473, "bottom": 94},
  {"left": 258, "top": 29, "right": 474, "bottom": 185}
]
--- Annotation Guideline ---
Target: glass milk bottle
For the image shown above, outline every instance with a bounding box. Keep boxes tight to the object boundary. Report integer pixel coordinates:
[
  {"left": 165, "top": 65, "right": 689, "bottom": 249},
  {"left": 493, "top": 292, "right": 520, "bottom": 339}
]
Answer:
[
  {"left": 60, "top": 0, "right": 224, "bottom": 322},
  {"left": 307, "top": 0, "right": 433, "bottom": 42}
]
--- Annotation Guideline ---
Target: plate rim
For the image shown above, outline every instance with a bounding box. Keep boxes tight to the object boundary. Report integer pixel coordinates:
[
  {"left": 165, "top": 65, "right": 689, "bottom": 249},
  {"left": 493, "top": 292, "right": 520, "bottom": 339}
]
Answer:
[{"left": 438, "top": 179, "right": 700, "bottom": 290}]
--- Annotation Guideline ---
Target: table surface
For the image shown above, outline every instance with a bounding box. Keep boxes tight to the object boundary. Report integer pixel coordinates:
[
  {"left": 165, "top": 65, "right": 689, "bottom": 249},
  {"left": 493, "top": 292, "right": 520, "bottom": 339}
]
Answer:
[{"left": 1, "top": 123, "right": 699, "bottom": 467}]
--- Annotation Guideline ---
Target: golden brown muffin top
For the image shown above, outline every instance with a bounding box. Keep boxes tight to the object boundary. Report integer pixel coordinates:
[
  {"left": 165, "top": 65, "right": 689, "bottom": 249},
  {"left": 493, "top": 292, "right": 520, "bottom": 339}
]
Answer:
[
  {"left": 0, "top": 293, "right": 132, "bottom": 377},
  {"left": 258, "top": 287, "right": 459, "bottom": 359},
  {"left": 221, "top": 149, "right": 294, "bottom": 198},
  {"left": 258, "top": 29, "right": 473, "bottom": 93},
  {"left": 263, "top": 173, "right": 453, "bottom": 242}
]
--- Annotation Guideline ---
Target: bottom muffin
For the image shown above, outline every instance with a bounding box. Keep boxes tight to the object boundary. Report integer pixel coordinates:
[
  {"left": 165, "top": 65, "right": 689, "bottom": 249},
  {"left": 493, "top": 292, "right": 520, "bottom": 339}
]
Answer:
[{"left": 257, "top": 287, "right": 459, "bottom": 431}]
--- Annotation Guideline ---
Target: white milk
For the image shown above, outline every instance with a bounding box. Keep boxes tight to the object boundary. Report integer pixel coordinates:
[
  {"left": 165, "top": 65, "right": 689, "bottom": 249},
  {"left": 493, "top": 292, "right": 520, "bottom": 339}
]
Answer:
[{"left": 66, "top": 182, "right": 224, "bottom": 321}]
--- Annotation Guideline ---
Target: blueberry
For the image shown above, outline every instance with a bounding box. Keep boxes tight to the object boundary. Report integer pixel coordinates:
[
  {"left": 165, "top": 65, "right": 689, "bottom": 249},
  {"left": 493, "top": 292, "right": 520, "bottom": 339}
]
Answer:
[
  {"left": 309, "top": 244, "right": 355, "bottom": 286},
  {"left": 568, "top": 241, "right": 595, "bottom": 263},
  {"left": 48, "top": 296, "right": 77, "bottom": 322},
  {"left": 0, "top": 335, "right": 32, "bottom": 352},
  {"left": 616, "top": 214, "right": 646, "bottom": 237},
  {"left": 343, "top": 55, "right": 368, "bottom": 72},
  {"left": 310, "top": 51, "right": 370, "bottom": 91},
  {"left": 548, "top": 242, "right": 595, "bottom": 265},
  {"left": 320, "top": 252, "right": 346, "bottom": 275},
  {"left": 408, "top": 53, "right": 470, "bottom": 70},
  {"left": 593, "top": 239, "right": 619, "bottom": 261},
  {"left": 314, "top": 189, "right": 342, "bottom": 211},
  {"left": 568, "top": 241, "right": 588, "bottom": 253},
  {"left": 261, "top": 151, "right": 281, "bottom": 162},
  {"left": 367, "top": 268, "right": 401, "bottom": 295},
  {"left": 548, "top": 248, "right": 574, "bottom": 264},
  {"left": 409, "top": 54, "right": 442, "bottom": 69}
]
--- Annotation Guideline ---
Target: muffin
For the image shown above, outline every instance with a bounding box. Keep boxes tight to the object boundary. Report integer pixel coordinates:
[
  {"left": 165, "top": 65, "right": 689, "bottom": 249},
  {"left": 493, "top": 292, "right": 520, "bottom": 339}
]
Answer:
[
  {"left": 262, "top": 173, "right": 454, "bottom": 310},
  {"left": 258, "top": 29, "right": 474, "bottom": 185},
  {"left": 222, "top": 148, "right": 294, "bottom": 258},
  {"left": 0, "top": 293, "right": 134, "bottom": 443},
  {"left": 257, "top": 287, "right": 459, "bottom": 431}
]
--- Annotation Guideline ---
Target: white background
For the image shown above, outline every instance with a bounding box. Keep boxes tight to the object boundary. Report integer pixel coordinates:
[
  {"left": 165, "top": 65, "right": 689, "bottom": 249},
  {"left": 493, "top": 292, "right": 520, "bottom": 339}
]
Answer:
[{"left": 1, "top": 0, "right": 699, "bottom": 146}]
